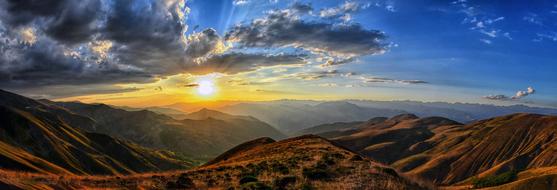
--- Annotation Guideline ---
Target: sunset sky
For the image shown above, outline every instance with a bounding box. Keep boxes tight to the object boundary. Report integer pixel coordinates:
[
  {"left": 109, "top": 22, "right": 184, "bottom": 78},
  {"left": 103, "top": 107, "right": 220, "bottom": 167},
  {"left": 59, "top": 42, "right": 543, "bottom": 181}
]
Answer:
[{"left": 0, "top": 0, "right": 556, "bottom": 107}]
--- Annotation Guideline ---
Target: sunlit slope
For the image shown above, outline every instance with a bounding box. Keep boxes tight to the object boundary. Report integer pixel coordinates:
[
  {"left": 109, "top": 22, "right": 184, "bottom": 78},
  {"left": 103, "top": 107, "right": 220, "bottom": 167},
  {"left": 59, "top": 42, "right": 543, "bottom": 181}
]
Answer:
[
  {"left": 0, "top": 89, "right": 190, "bottom": 175},
  {"left": 0, "top": 135, "right": 428, "bottom": 189},
  {"left": 330, "top": 113, "right": 557, "bottom": 186}
]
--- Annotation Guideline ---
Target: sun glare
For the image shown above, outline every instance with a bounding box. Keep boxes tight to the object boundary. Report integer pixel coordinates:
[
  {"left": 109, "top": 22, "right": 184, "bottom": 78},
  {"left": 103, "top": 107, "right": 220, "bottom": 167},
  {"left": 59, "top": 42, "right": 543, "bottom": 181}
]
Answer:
[{"left": 197, "top": 80, "right": 216, "bottom": 96}]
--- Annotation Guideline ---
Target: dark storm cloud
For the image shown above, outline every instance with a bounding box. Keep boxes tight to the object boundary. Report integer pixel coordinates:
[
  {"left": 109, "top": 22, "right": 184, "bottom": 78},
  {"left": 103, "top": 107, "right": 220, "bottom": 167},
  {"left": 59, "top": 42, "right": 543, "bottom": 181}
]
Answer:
[
  {"left": 0, "top": 0, "right": 184, "bottom": 88},
  {"left": 185, "top": 52, "right": 307, "bottom": 75},
  {"left": 225, "top": 6, "right": 387, "bottom": 57},
  {"left": 0, "top": 39, "right": 153, "bottom": 87},
  {"left": 1, "top": 0, "right": 390, "bottom": 98},
  {"left": 1, "top": 0, "right": 102, "bottom": 44},
  {"left": 102, "top": 0, "right": 186, "bottom": 74}
]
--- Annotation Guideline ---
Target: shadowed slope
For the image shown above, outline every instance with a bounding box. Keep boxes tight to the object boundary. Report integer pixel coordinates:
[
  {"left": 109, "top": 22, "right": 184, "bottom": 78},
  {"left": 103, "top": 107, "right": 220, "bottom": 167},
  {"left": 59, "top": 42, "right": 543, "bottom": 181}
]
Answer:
[{"left": 0, "top": 89, "right": 190, "bottom": 175}]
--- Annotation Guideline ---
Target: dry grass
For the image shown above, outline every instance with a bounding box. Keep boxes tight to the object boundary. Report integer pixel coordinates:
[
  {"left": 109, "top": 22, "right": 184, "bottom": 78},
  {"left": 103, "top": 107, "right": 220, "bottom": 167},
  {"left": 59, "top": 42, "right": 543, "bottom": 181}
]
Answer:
[{"left": 0, "top": 136, "right": 427, "bottom": 190}]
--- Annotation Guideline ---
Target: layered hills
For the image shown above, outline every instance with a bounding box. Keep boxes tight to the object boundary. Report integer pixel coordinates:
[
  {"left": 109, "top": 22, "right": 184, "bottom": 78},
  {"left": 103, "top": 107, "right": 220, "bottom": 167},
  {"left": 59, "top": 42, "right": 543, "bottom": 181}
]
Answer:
[
  {"left": 0, "top": 89, "right": 190, "bottom": 175},
  {"left": 42, "top": 100, "right": 286, "bottom": 159},
  {"left": 306, "top": 112, "right": 557, "bottom": 187},
  {"left": 190, "top": 99, "right": 557, "bottom": 134},
  {"left": 0, "top": 135, "right": 427, "bottom": 190},
  {"left": 218, "top": 101, "right": 406, "bottom": 134}
]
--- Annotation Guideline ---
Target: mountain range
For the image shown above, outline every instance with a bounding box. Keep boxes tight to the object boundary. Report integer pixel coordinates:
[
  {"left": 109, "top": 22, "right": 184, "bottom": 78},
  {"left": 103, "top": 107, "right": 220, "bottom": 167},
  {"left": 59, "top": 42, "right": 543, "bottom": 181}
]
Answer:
[
  {"left": 2, "top": 89, "right": 557, "bottom": 189},
  {"left": 158, "top": 100, "right": 557, "bottom": 135},
  {"left": 41, "top": 101, "right": 286, "bottom": 160},
  {"left": 0, "top": 90, "right": 190, "bottom": 175},
  {"left": 297, "top": 112, "right": 557, "bottom": 188}
]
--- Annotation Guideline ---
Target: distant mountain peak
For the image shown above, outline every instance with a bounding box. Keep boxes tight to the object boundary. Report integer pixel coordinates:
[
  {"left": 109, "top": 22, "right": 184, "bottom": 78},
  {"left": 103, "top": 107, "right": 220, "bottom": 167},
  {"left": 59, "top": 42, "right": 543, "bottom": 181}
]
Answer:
[
  {"left": 316, "top": 101, "right": 358, "bottom": 108},
  {"left": 389, "top": 114, "right": 419, "bottom": 122}
]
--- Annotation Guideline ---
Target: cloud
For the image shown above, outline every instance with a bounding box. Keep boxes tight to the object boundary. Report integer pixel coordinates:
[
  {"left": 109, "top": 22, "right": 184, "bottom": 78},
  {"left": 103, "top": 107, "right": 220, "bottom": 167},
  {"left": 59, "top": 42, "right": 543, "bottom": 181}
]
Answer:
[
  {"left": 227, "top": 79, "right": 271, "bottom": 86},
  {"left": 320, "top": 57, "right": 355, "bottom": 67},
  {"left": 453, "top": 1, "right": 508, "bottom": 44},
  {"left": 225, "top": 5, "right": 387, "bottom": 58},
  {"left": 17, "top": 27, "right": 37, "bottom": 45},
  {"left": 484, "top": 87, "right": 536, "bottom": 101},
  {"left": 181, "top": 83, "right": 199, "bottom": 88},
  {"left": 0, "top": 0, "right": 102, "bottom": 44},
  {"left": 512, "top": 86, "right": 535, "bottom": 99},
  {"left": 0, "top": 0, "right": 190, "bottom": 88},
  {"left": 523, "top": 13, "right": 543, "bottom": 25},
  {"left": 287, "top": 70, "right": 344, "bottom": 80},
  {"left": 233, "top": 0, "right": 249, "bottom": 6},
  {"left": 184, "top": 52, "right": 307, "bottom": 75},
  {"left": 484, "top": 94, "right": 510, "bottom": 100},
  {"left": 480, "top": 39, "right": 492, "bottom": 44},
  {"left": 363, "top": 77, "right": 428, "bottom": 84},
  {"left": 319, "top": 1, "right": 362, "bottom": 21},
  {"left": 185, "top": 28, "right": 230, "bottom": 63},
  {"left": 318, "top": 83, "right": 338, "bottom": 87},
  {"left": 534, "top": 32, "right": 557, "bottom": 42}
]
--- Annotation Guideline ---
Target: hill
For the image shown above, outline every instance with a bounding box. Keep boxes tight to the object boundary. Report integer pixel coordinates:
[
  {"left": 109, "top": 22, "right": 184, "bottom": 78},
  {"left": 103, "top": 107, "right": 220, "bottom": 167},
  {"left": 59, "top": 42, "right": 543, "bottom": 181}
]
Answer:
[
  {"left": 217, "top": 101, "right": 406, "bottom": 134},
  {"left": 174, "top": 99, "right": 557, "bottom": 135},
  {"left": 44, "top": 101, "right": 286, "bottom": 159},
  {"left": 0, "top": 89, "right": 190, "bottom": 175},
  {"left": 326, "top": 113, "right": 557, "bottom": 187},
  {"left": 0, "top": 135, "right": 428, "bottom": 189}
]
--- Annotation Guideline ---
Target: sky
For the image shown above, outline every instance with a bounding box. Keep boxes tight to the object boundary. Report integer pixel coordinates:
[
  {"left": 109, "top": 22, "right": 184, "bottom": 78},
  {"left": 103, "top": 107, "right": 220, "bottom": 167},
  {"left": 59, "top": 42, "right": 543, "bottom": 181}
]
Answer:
[{"left": 0, "top": 0, "right": 556, "bottom": 107}]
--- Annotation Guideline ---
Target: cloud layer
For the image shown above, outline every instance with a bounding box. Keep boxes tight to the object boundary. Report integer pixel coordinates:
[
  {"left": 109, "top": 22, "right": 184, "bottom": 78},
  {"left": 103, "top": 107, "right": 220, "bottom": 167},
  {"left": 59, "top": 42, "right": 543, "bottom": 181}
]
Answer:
[
  {"left": 0, "top": 0, "right": 395, "bottom": 98},
  {"left": 225, "top": 6, "right": 388, "bottom": 58}
]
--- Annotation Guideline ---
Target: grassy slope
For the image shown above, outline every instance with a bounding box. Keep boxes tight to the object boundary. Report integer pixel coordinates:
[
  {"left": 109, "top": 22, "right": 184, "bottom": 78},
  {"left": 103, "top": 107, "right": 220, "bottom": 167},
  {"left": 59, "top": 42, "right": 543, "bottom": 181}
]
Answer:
[
  {"left": 0, "top": 135, "right": 428, "bottom": 190},
  {"left": 0, "top": 90, "right": 191, "bottom": 176}
]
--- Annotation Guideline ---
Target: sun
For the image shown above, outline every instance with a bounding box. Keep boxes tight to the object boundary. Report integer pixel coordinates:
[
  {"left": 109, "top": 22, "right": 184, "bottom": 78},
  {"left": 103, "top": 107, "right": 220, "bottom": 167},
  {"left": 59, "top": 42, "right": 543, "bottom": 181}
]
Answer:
[{"left": 197, "top": 80, "right": 216, "bottom": 96}]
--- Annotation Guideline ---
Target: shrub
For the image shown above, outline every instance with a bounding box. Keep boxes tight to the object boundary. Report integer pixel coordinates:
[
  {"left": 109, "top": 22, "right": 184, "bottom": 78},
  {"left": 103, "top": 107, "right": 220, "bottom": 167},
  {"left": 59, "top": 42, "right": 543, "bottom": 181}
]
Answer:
[
  {"left": 374, "top": 166, "right": 399, "bottom": 177},
  {"left": 240, "top": 182, "right": 272, "bottom": 190},
  {"left": 273, "top": 176, "right": 297, "bottom": 189},
  {"left": 302, "top": 168, "right": 330, "bottom": 180},
  {"left": 300, "top": 183, "right": 314, "bottom": 190},
  {"left": 350, "top": 155, "right": 364, "bottom": 161},
  {"left": 472, "top": 170, "right": 517, "bottom": 188},
  {"left": 271, "top": 162, "right": 289, "bottom": 174},
  {"left": 166, "top": 174, "right": 195, "bottom": 189},
  {"left": 239, "top": 176, "right": 258, "bottom": 185}
]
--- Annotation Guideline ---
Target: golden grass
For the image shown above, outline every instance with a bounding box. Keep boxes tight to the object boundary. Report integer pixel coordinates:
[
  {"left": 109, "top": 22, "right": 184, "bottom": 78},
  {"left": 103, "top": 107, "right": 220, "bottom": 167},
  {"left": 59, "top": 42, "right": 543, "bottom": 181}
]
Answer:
[{"left": 0, "top": 136, "right": 427, "bottom": 190}]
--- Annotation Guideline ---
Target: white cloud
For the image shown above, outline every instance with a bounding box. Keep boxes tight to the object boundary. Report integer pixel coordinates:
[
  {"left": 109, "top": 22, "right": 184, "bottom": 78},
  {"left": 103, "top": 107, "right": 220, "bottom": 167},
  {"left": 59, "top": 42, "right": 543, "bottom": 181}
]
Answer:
[{"left": 484, "top": 87, "right": 536, "bottom": 101}]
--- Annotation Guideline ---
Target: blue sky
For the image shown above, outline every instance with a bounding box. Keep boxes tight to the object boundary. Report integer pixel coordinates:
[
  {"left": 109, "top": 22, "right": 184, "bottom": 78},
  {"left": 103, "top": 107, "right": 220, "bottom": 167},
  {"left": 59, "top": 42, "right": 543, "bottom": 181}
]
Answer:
[
  {"left": 185, "top": 0, "right": 557, "bottom": 106},
  {"left": 0, "top": 0, "right": 555, "bottom": 107}
]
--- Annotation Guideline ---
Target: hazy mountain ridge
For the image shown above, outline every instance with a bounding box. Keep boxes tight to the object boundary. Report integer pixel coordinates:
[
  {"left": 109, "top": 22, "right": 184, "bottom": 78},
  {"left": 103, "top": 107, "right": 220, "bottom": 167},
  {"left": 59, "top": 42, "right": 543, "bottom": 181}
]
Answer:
[
  {"left": 195, "top": 100, "right": 557, "bottom": 135},
  {"left": 45, "top": 101, "right": 286, "bottom": 160},
  {"left": 217, "top": 101, "right": 407, "bottom": 134}
]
